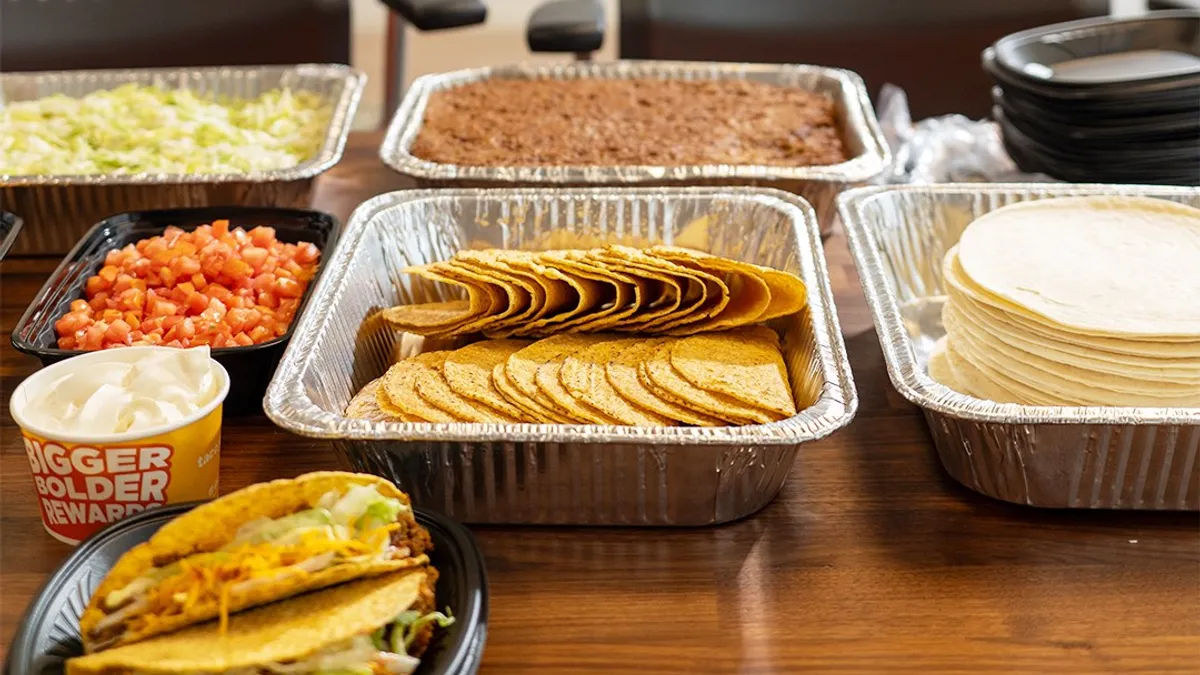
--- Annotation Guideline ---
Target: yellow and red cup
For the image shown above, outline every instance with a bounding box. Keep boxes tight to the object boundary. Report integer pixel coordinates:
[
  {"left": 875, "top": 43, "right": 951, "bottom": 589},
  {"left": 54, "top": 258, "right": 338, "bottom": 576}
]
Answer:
[{"left": 9, "top": 347, "right": 230, "bottom": 545}]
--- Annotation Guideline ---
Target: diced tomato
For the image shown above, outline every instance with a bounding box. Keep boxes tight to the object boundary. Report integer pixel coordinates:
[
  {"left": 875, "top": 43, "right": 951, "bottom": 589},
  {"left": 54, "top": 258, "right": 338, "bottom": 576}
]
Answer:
[
  {"left": 149, "top": 299, "right": 178, "bottom": 318},
  {"left": 55, "top": 312, "right": 91, "bottom": 336},
  {"left": 85, "top": 276, "right": 107, "bottom": 296},
  {"left": 206, "top": 283, "right": 233, "bottom": 304},
  {"left": 104, "top": 319, "right": 132, "bottom": 345},
  {"left": 185, "top": 291, "right": 210, "bottom": 315},
  {"left": 257, "top": 291, "right": 279, "bottom": 309},
  {"left": 56, "top": 220, "right": 318, "bottom": 350},
  {"left": 294, "top": 242, "right": 320, "bottom": 264},
  {"left": 252, "top": 273, "right": 277, "bottom": 293},
  {"left": 82, "top": 324, "right": 106, "bottom": 350},
  {"left": 89, "top": 293, "right": 110, "bottom": 312},
  {"left": 248, "top": 325, "right": 272, "bottom": 342},
  {"left": 241, "top": 246, "right": 269, "bottom": 271},
  {"left": 274, "top": 277, "right": 303, "bottom": 298}
]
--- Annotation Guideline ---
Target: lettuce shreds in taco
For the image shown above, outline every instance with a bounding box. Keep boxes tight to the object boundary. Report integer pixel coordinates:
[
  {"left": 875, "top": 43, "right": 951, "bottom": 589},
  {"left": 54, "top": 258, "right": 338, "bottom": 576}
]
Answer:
[
  {"left": 68, "top": 569, "right": 454, "bottom": 675},
  {"left": 80, "top": 472, "right": 432, "bottom": 653}
]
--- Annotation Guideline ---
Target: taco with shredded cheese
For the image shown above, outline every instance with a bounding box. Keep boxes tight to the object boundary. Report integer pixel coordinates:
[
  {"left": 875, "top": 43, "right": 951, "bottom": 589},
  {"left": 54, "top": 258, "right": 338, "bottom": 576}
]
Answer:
[
  {"left": 79, "top": 472, "right": 432, "bottom": 653},
  {"left": 67, "top": 568, "right": 454, "bottom": 675}
]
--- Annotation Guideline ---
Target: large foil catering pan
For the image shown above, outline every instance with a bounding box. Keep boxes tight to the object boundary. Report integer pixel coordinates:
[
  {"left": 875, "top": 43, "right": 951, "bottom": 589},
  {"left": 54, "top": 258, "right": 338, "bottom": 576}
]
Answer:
[
  {"left": 839, "top": 183, "right": 1200, "bottom": 510},
  {"left": 379, "top": 60, "right": 890, "bottom": 238},
  {"left": 0, "top": 64, "right": 365, "bottom": 255},
  {"left": 264, "top": 187, "right": 858, "bottom": 526}
]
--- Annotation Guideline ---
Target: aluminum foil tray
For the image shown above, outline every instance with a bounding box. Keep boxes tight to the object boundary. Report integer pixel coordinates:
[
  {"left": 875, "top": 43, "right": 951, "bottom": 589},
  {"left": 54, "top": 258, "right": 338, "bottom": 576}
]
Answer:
[
  {"left": 839, "top": 183, "right": 1200, "bottom": 510},
  {"left": 265, "top": 187, "right": 857, "bottom": 526},
  {"left": 379, "top": 61, "right": 890, "bottom": 237},
  {"left": 0, "top": 64, "right": 365, "bottom": 255}
]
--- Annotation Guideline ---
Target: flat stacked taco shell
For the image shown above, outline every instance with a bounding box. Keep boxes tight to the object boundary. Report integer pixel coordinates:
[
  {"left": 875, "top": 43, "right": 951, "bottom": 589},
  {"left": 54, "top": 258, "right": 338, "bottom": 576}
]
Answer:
[
  {"left": 79, "top": 472, "right": 432, "bottom": 652},
  {"left": 68, "top": 569, "right": 452, "bottom": 675}
]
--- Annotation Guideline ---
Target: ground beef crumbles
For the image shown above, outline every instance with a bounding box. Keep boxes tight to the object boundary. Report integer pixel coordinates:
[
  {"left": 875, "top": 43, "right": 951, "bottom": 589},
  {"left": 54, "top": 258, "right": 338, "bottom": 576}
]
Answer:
[{"left": 410, "top": 78, "right": 849, "bottom": 168}]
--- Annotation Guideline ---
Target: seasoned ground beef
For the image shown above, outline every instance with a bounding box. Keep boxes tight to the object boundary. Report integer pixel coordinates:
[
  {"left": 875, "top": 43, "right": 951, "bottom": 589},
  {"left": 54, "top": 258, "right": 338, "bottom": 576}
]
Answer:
[
  {"left": 391, "top": 511, "right": 433, "bottom": 558},
  {"left": 410, "top": 78, "right": 848, "bottom": 167},
  {"left": 406, "top": 566, "right": 440, "bottom": 658}
]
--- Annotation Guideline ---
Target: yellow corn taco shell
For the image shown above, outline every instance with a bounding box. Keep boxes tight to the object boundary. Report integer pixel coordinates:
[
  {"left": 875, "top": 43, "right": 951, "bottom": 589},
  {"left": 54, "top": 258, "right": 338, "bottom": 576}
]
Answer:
[
  {"left": 68, "top": 569, "right": 433, "bottom": 675},
  {"left": 79, "top": 472, "right": 431, "bottom": 653}
]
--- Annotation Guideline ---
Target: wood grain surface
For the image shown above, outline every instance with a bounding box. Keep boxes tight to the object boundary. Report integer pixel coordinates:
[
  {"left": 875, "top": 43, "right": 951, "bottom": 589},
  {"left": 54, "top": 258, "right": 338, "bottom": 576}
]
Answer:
[{"left": 2, "top": 133, "right": 1198, "bottom": 674}]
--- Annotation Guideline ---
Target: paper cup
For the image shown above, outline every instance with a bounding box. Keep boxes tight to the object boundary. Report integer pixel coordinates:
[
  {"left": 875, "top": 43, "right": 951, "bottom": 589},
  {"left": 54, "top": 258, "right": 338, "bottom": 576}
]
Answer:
[{"left": 9, "top": 347, "right": 230, "bottom": 545}]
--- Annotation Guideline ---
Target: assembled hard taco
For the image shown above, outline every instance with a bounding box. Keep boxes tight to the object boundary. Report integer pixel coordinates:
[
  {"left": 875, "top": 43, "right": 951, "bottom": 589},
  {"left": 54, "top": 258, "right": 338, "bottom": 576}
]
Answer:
[
  {"left": 79, "top": 472, "right": 432, "bottom": 652},
  {"left": 68, "top": 569, "right": 453, "bottom": 675}
]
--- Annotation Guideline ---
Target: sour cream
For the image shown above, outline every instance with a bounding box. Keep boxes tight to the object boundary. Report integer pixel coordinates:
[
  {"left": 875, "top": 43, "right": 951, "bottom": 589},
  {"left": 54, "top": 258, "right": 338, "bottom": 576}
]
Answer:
[{"left": 17, "top": 347, "right": 222, "bottom": 436}]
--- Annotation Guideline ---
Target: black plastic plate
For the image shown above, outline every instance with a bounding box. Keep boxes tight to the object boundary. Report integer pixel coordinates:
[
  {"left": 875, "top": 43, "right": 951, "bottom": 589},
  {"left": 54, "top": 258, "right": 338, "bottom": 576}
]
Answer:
[
  {"left": 9, "top": 207, "right": 340, "bottom": 415},
  {"left": 4, "top": 503, "right": 487, "bottom": 675},
  {"left": 0, "top": 212, "right": 23, "bottom": 263},
  {"left": 993, "top": 11, "right": 1200, "bottom": 89}
]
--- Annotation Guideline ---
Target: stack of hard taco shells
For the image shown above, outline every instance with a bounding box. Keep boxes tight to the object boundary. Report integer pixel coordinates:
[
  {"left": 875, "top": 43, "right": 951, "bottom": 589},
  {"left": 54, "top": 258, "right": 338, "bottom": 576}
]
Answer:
[
  {"left": 382, "top": 245, "right": 807, "bottom": 339},
  {"left": 348, "top": 326, "right": 798, "bottom": 426}
]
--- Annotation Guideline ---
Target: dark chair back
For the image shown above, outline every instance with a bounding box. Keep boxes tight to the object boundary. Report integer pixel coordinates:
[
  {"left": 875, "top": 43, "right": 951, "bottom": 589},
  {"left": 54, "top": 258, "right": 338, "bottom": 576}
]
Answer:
[{"left": 1, "top": 0, "right": 351, "bottom": 72}]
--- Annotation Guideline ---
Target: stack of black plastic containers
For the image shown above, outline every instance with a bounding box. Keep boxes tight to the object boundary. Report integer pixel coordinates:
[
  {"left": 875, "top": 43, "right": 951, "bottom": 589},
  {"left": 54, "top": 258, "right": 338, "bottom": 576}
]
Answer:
[{"left": 985, "top": 10, "right": 1200, "bottom": 186}]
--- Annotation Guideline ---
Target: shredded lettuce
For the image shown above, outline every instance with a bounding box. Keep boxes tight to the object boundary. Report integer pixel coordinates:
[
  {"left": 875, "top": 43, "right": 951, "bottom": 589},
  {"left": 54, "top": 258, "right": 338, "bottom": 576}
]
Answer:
[
  {"left": 389, "top": 609, "right": 455, "bottom": 654},
  {"left": 330, "top": 485, "right": 406, "bottom": 530},
  {"left": 357, "top": 496, "right": 406, "bottom": 531},
  {"left": 0, "top": 84, "right": 331, "bottom": 176}
]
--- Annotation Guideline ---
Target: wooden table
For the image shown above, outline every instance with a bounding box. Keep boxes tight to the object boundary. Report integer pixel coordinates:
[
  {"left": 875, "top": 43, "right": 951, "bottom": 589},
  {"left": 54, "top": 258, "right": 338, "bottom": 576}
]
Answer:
[{"left": 2, "top": 133, "right": 1198, "bottom": 674}]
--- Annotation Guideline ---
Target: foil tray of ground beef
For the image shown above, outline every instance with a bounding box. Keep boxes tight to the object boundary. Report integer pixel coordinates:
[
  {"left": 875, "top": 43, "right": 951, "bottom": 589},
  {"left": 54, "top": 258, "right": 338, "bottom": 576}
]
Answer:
[{"left": 380, "top": 60, "right": 890, "bottom": 237}]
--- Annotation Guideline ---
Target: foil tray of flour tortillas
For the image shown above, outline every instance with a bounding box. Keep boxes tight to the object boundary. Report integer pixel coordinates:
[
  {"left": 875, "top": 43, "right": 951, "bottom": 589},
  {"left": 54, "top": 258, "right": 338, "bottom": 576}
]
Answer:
[{"left": 839, "top": 182, "right": 1200, "bottom": 510}]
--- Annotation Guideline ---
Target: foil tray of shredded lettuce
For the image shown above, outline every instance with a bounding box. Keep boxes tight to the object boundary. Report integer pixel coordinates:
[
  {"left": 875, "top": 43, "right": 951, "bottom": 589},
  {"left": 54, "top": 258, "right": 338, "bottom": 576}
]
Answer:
[{"left": 0, "top": 83, "right": 333, "bottom": 176}]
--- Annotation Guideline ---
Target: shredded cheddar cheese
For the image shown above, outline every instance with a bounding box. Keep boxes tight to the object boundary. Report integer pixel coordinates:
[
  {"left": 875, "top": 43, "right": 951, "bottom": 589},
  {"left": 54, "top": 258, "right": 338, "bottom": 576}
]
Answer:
[{"left": 124, "top": 526, "right": 397, "bottom": 635}]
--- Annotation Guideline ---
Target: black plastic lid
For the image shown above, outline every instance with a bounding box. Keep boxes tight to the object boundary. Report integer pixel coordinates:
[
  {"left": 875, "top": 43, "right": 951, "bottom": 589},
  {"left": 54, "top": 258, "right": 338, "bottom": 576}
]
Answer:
[
  {"left": 4, "top": 503, "right": 488, "bottom": 675},
  {"left": 992, "top": 10, "right": 1200, "bottom": 90}
]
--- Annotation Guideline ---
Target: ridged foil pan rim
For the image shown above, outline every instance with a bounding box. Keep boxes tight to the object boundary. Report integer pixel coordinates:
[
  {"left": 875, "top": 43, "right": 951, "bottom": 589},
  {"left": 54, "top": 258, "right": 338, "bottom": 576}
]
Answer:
[
  {"left": 378, "top": 60, "right": 891, "bottom": 186},
  {"left": 839, "top": 182, "right": 1200, "bottom": 426},
  {"left": 0, "top": 64, "right": 366, "bottom": 186},
  {"left": 265, "top": 186, "right": 858, "bottom": 446}
]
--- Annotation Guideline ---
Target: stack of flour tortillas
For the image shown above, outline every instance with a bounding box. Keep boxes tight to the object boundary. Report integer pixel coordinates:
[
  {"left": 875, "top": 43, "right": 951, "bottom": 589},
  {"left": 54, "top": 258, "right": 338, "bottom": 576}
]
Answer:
[{"left": 929, "top": 196, "right": 1200, "bottom": 407}]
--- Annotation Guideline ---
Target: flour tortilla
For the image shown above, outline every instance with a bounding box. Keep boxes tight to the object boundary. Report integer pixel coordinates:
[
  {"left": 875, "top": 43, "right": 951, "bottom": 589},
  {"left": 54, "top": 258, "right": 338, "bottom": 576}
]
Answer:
[
  {"left": 945, "top": 306, "right": 1200, "bottom": 406},
  {"left": 955, "top": 196, "right": 1200, "bottom": 338},
  {"left": 947, "top": 277, "right": 1200, "bottom": 365},
  {"left": 946, "top": 301, "right": 1200, "bottom": 384}
]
